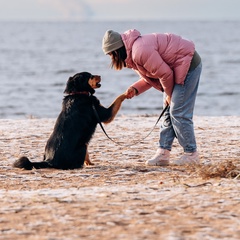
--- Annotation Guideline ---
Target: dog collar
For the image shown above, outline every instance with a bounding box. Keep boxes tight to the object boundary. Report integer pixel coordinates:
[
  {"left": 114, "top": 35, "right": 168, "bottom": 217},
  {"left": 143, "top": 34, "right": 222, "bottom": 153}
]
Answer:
[{"left": 68, "top": 91, "right": 90, "bottom": 96}]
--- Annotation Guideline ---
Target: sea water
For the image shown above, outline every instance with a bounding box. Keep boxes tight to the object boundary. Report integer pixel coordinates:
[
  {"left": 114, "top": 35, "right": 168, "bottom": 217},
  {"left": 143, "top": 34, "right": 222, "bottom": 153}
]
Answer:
[{"left": 0, "top": 20, "right": 239, "bottom": 119}]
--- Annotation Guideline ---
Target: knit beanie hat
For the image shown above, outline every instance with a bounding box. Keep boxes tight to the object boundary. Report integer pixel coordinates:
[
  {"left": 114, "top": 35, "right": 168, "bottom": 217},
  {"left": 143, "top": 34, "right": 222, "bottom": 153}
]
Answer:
[{"left": 102, "top": 30, "right": 124, "bottom": 55}]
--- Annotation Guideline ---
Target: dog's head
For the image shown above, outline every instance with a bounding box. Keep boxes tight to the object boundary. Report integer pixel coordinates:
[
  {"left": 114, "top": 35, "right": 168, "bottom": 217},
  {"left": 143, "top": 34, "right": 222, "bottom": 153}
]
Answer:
[{"left": 64, "top": 72, "right": 101, "bottom": 95}]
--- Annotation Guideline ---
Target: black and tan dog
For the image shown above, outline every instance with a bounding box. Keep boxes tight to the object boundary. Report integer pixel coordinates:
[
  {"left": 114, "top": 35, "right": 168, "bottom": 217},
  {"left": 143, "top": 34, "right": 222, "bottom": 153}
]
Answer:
[{"left": 13, "top": 72, "right": 126, "bottom": 170}]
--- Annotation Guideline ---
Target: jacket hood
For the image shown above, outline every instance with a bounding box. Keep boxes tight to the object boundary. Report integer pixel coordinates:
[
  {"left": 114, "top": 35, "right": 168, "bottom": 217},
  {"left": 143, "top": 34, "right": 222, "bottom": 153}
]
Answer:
[{"left": 121, "top": 29, "right": 141, "bottom": 68}]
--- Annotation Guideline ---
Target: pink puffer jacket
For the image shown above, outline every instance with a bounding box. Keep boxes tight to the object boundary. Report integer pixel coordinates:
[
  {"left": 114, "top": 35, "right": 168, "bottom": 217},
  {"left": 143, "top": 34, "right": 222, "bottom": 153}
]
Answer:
[{"left": 121, "top": 29, "right": 195, "bottom": 97}]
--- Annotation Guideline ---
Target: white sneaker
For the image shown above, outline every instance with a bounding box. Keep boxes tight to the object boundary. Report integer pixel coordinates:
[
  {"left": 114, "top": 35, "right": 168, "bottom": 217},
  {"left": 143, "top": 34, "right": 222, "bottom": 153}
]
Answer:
[
  {"left": 145, "top": 148, "right": 170, "bottom": 166},
  {"left": 175, "top": 151, "right": 200, "bottom": 165}
]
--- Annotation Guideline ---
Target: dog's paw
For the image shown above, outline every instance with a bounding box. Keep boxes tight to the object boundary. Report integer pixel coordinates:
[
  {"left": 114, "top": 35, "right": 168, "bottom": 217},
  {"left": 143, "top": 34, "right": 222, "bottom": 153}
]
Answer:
[{"left": 84, "top": 159, "right": 94, "bottom": 166}]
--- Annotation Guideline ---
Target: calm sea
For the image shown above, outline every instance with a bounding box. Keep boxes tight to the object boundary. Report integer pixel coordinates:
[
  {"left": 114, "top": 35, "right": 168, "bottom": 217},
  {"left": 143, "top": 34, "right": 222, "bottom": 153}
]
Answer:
[{"left": 0, "top": 20, "right": 239, "bottom": 119}]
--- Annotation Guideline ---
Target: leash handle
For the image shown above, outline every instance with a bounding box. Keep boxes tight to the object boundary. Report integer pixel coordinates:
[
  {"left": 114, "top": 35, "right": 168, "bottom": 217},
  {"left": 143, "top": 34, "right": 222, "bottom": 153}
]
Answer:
[{"left": 92, "top": 104, "right": 169, "bottom": 147}]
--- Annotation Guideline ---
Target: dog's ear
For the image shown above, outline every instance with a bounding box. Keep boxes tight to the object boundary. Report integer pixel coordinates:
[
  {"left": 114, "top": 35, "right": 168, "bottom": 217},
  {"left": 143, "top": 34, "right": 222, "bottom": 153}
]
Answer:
[
  {"left": 64, "top": 73, "right": 85, "bottom": 94},
  {"left": 64, "top": 76, "right": 76, "bottom": 94}
]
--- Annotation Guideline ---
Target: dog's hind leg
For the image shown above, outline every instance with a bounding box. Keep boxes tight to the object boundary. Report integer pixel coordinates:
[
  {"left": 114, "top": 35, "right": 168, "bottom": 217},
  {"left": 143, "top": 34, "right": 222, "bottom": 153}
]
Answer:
[{"left": 84, "top": 145, "right": 94, "bottom": 166}]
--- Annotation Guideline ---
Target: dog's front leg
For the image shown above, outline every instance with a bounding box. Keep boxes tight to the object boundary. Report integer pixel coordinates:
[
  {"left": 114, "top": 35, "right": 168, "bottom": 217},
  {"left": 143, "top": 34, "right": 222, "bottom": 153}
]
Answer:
[{"left": 103, "top": 93, "right": 126, "bottom": 124}]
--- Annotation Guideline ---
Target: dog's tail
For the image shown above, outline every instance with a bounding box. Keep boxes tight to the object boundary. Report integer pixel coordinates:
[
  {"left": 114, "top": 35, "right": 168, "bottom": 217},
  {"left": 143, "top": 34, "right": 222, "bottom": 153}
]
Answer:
[{"left": 13, "top": 156, "right": 52, "bottom": 170}]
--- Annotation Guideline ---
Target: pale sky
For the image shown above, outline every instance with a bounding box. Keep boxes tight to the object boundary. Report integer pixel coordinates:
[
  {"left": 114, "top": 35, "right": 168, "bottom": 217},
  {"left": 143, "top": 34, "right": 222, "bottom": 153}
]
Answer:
[{"left": 0, "top": 0, "right": 239, "bottom": 21}]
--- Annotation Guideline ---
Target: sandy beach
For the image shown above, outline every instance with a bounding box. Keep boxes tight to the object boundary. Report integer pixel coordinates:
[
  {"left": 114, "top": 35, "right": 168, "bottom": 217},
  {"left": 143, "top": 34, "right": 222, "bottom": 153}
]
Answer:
[{"left": 0, "top": 115, "right": 239, "bottom": 240}]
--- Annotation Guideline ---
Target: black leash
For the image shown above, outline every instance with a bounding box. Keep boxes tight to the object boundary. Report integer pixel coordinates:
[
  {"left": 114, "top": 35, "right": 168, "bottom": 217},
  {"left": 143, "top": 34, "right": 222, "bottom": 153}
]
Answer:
[{"left": 92, "top": 104, "right": 169, "bottom": 147}]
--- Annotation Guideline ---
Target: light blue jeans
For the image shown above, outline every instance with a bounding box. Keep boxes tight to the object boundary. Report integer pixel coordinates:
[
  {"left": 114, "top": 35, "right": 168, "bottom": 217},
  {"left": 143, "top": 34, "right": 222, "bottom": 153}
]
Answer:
[{"left": 159, "top": 63, "right": 202, "bottom": 153}]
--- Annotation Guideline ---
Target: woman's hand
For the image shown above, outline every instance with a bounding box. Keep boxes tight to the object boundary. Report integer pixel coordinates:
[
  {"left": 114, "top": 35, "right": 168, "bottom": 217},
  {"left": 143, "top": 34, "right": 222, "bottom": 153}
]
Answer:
[
  {"left": 125, "top": 87, "right": 137, "bottom": 99},
  {"left": 164, "top": 95, "right": 171, "bottom": 106}
]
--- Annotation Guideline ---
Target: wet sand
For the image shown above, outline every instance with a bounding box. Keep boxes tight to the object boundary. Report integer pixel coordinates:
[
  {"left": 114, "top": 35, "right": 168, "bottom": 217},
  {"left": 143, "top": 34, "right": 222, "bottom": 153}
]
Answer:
[{"left": 0, "top": 115, "right": 239, "bottom": 240}]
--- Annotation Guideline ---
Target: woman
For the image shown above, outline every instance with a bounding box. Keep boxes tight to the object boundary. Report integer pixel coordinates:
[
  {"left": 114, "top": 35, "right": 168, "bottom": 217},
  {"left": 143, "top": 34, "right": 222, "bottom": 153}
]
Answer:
[{"left": 102, "top": 29, "right": 202, "bottom": 166}]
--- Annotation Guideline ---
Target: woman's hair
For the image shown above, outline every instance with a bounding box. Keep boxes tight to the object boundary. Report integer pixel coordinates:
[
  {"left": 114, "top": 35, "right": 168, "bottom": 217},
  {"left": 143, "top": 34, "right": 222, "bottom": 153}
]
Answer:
[{"left": 109, "top": 46, "right": 127, "bottom": 70}]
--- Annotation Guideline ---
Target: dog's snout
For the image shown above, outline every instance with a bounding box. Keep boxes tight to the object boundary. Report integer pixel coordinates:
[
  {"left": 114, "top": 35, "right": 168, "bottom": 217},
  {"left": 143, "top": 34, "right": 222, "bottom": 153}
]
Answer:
[{"left": 88, "top": 74, "right": 101, "bottom": 89}]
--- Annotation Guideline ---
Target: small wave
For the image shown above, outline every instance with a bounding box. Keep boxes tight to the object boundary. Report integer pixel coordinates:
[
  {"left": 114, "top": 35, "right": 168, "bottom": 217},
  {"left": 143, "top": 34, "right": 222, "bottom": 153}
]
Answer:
[
  {"left": 51, "top": 82, "right": 65, "bottom": 87},
  {"left": 219, "top": 92, "right": 239, "bottom": 96},
  {"left": 221, "top": 59, "right": 240, "bottom": 64},
  {"left": 55, "top": 69, "right": 75, "bottom": 74}
]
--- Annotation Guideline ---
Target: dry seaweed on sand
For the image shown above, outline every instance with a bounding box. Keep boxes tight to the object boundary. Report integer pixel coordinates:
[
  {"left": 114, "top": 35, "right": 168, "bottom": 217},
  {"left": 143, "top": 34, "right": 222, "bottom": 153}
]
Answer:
[{"left": 188, "top": 160, "right": 240, "bottom": 179}]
